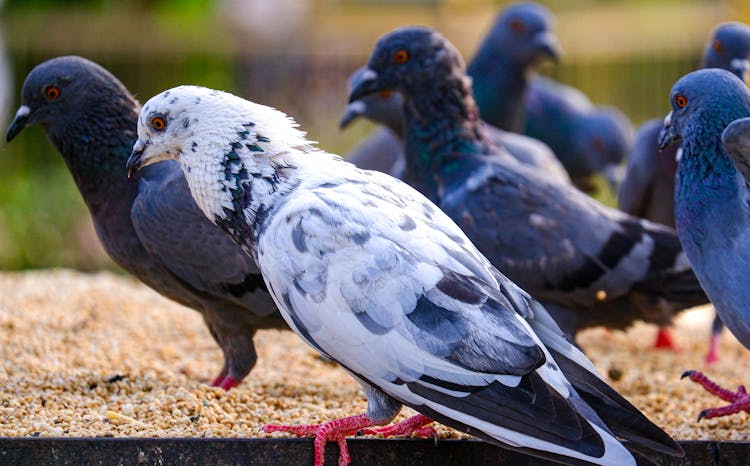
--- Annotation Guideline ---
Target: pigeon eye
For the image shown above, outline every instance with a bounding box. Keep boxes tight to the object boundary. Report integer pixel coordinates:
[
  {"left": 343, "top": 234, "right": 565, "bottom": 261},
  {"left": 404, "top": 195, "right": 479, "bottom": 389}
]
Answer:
[
  {"left": 712, "top": 39, "right": 723, "bottom": 54},
  {"left": 675, "top": 95, "right": 688, "bottom": 109},
  {"left": 151, "top": 116, "right": 167, "bottom": 131},
  {"left": 378, "top": 90, "right": 394, "bottom": 99},
  {"left": 393, "top": 50, "right": 409, "bottom": 64},
  {"left": 44, "top": 85, "right": 61, "bottom": 100},
  {"left": 509, "top": 19, "right": 526, "bottom": 34}
]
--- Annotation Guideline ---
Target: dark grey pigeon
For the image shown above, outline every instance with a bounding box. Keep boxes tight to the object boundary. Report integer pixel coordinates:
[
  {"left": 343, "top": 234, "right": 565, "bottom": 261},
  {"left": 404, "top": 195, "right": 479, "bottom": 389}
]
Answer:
[
  {"left": 348, "top": 27, "right": 708, "bottom": 345},
  {"left": 127, "top": 84, "right": 682, "bottom": 466},
  {"left": 341, "top": 67, "right": 570, "bottom": 184},
  {"left": 658, "top": 70, "right": 750, "bottom": 421},
  {"left": 6, "top": 56, "right": 285, "bottom": 390},
  {"left": 618, "top": 22, "right": 750, "bottom": 360},
  {"left": 343, "top": 3, "right": 567, "bottom": 184}
]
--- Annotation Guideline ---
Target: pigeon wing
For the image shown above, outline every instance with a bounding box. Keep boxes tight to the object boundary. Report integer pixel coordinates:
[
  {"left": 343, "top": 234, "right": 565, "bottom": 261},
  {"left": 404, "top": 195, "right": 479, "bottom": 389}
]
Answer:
[
  {"left": 257, "top": 169, "right": 634, "bottom": 465},
  {"left": 131, "top": 161, "right": 271, "bottom": 310}
]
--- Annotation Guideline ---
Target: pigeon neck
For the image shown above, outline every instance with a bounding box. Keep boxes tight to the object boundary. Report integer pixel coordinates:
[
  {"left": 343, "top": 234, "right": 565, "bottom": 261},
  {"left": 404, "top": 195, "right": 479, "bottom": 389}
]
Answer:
[
  {"left": 47, "top": 102, "right": 140, "bottom": 215},
  {"left": 676, "top": 131, "right": 740, "bottom": 220},
  {"left": 402, "top": 73, "right": 491, "bottom": 199},
  {"left": 186, "top": 146, "right": 300, "bottom": 260},
  {"left": 468, "top": 53, "right": 529, "bottom": 132}
]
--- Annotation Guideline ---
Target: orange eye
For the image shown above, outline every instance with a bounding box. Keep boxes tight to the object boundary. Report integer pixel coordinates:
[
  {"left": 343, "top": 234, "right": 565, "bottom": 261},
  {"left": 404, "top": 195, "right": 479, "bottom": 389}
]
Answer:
[
  {"left": 712, "top": 39, "right": 723, "bottom": 54},
  {"left": 44, "top": 85, "right": 61, "bottom": 100},
  {"left": 393, "top": 50, "right": 409, "bottom": 64},
  {"left": 509, "top": 19, "right": 526, "bottom": 34},
  {"left": 151, "top": 116, "right": 166, "bottom": 131},
  {"left": 675, "top": 95, "right": 688, "bottom": 109},
  {"left": 378, "top": 90, "right": 394, "bottom": 98}
]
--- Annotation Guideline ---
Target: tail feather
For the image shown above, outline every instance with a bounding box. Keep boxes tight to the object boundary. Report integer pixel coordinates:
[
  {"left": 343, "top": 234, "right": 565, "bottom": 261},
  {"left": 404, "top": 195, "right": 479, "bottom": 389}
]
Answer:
[{"left": 549, "top": 347, "right": 684, "bottom": 458}]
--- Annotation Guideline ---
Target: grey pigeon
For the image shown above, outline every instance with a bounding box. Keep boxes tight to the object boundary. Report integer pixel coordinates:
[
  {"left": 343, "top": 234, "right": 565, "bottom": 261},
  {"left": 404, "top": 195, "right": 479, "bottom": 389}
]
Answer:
[
  {"left": 341, "top": 66, "right": 570, "bottom": 183},
  {"left": 126, "top": 84, "right": 682, "bottom": 466},
  {"left": 524, "top": 76, "right": 634, "bottom": 192},
  {"left": 469, "top": 2, "right": 560, "bottom": 132},
  {"left": 658, "top": 69, "right": 750, "bottom": 420},
  {"left": 342, "top": 2, "right": 565, "bottom": 182},
  {"left": 618, "top": 22, "right": 750, "bottom": 360},
  {"left": 348, "top": 27, "right": 708, "bottom": 345},
  {"left": 5, "top": 56, "right": 285, "bottom": 390}
]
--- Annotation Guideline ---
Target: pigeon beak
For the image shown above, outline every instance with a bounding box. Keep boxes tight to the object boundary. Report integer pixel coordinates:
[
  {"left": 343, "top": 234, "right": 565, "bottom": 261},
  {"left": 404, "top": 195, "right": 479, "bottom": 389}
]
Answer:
[
  {"left": 533, "top": 31, "right": 562, "bottom": 63},
  {"left": 348, "top": 68, "right": 381, "bottom": 103},
  {"left": 6, "top": 105, "right": 33, "bottom": 143},
  {"left": 339, "top": 101, "right": 366, "bottom": 130},
  {"left": 126, "top": 139, "right": 148, "bottom": 178},
  {"left": 657, "top": 111, "right": 679, "bottom": 151}
]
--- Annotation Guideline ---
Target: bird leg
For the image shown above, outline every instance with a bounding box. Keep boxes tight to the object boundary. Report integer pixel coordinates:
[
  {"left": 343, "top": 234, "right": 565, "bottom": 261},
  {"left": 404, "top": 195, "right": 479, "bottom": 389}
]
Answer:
[
  {"left": 357, "top": 414, "right": 436, "bottom": 438},
  {"left": 704, "top": 316, "right": 724, "bottom": 364},
  {"left": 704, "top": 334, "right": 721, "bottom": 364},
  {"left": 653, "top": 327, "right": 680, "bottom": 351},
  {"left": 264, "top": 413, "right": 381, "bottom": 466},
  {"left": 682, "top": 370, "right": 750, "bottom": 420}
]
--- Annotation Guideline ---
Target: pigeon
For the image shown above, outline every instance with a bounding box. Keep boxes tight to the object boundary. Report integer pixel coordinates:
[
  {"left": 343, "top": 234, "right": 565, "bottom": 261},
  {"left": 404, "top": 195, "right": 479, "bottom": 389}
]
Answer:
[
  {"left": 524, "top": 76, "right": 634, "bottom": 192},
  {"left": 658, "top": 69, "right": 750, "bottom": 420},
  {"left": 5, "top": 56, "right": 286, "bottom": 390},
  {"left": 618, "top": 22, "right": 750, "bottom": 360},
  {"left": 701, "top": 22, "right": 750, "bottom": 77},
  {"left": 468, "top": 2, "right": 560, "bottom": 133},
  {"left": 126, "top": 84, "right": 682, "bottom": 466},
  {"left": 341, "top": 66, "right": 570, "bottom": 184},
  {"left": 348, "top": 26, "right": 708, "bottom": 344}
]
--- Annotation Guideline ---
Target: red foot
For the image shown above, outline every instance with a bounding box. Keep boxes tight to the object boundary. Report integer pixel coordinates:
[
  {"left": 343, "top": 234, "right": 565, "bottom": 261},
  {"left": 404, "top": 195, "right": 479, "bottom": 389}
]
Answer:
[
  {"left": 265, "top": 413, "right": 376, "bottom": 466},
  {"left": 654, "top": 327, "right": 680, "bottom": 351},
  {"left": 705, "top": 334, "right": 720, "bottom": 365},
  {"left": 681, "top": 370, "right": 750, "bottom": 420},
  {"left": 358, "top": 414, "right": 435, "bottom": 439},
  {"left": 219, "top": 376, "right": 241, "bottom": 390},
  {"left": 209, "top": 373, "right": 241, "bottom": 391}
]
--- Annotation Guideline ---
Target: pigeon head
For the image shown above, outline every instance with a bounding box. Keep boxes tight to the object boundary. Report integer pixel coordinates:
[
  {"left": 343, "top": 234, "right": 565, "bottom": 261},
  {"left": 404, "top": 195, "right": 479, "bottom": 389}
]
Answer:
[
  {"left": 127, "top": 85, "right": 312, "bottom": 219},
  {"left": 658, "top": 69, "right": 750, "bottom": 152},
  {"left": 701, "top": 22, "right": 750, "bottom": 81},
  {"left": 348, "top": 27, "right": 466, "bottom": 103},
  {"left": 477, "top": 2, "right": 561, "bottom": 67},
  {"left": 7, "top": 55, "right": 134, "bottom": 144},
  {"left": 339, "top": 66, "right": 404, "bottom": 135},
  {"left": 722, "top": 117, "right": 750, "bottom": 157}
]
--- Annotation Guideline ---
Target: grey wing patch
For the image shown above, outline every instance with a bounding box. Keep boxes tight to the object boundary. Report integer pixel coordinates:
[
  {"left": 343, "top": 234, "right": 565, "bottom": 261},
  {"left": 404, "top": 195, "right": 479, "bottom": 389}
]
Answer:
[
  {"left": 132, "top": 162, "right": 264, "bottom": 296},
  {"left": 407, "top": 269, "right": 544, "bottom": 376}
]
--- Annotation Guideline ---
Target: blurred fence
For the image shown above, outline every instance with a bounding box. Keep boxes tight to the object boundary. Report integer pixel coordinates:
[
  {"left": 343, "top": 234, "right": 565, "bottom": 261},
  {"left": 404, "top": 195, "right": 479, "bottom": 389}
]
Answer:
[{"left": 0, "top": 1, "right": 742, "bottom": 270}]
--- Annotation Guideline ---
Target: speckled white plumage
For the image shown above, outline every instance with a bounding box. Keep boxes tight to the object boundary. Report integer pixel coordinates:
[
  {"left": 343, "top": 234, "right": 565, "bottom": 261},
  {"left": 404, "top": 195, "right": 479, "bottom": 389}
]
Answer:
[{"left": 128, "top": 85, "right": 674, "bottom": 465}]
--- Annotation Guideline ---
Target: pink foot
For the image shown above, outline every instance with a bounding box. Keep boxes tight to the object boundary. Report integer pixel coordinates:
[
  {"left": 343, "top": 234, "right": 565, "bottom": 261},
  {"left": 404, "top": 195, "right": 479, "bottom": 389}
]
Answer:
[
  {"left": 705, "top": 334, "right": 721, "bottom": 364},
  {"left": 681, "top": 370, "right": 750, "bottom": 420},
  {"left": 654, "top": 327, "right": 681, "bottom": 351},
  {"left": 209, "top": 374, "right": 225, "bottom": 387},
  {"left": 358, "top": 414, "right": 435, "bottom": 439},
  {"left": 219, "top": 376, "right": 241, "bottom": 390},
  {"left": 264, "top": 413, "right": 377, "bottom": 466},
  {"left": 209, "top": 373, "right": 241, "bottom": 390}
]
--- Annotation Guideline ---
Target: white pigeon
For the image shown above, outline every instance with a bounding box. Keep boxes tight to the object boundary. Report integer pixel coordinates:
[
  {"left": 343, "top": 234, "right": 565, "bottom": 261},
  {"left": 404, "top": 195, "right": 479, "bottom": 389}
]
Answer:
[{"left": 126, "top": 85, "right": 681, "bottom": 466}]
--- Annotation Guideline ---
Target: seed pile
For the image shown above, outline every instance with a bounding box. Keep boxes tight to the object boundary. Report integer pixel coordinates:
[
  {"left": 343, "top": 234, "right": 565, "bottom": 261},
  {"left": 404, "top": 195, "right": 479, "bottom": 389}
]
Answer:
[{"left": 0, "top": 269, "right": 746, "bottom": 440}]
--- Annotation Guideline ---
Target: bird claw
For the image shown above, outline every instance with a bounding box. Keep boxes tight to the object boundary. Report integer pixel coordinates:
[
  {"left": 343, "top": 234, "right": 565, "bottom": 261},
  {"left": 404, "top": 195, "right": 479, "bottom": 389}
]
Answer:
[
  {"left": 264, "top": 413, "right": 375, "bottom": 466},
  {"left": 357, "top": 414, "right": 435, "bottom": 439},
  {"left": 682, "top": 370, "right": 750, "bottom": 420}
]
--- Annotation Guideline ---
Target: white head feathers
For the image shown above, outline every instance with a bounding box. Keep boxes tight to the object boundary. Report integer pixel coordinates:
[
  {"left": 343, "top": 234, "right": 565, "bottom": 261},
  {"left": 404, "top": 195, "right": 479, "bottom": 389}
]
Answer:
[{"left": 131, "top": 85, "right": 318, "bottom": 222}]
